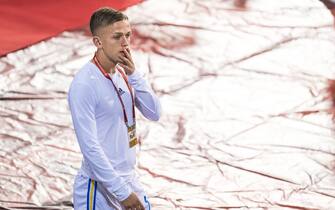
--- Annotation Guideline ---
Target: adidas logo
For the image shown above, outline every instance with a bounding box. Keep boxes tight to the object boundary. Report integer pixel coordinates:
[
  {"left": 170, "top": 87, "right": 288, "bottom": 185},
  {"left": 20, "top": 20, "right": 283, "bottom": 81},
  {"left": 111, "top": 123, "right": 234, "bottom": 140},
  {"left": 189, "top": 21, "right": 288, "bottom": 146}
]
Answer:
[{"left": 118, "top": 88, "right": 125, "bottom": 95}]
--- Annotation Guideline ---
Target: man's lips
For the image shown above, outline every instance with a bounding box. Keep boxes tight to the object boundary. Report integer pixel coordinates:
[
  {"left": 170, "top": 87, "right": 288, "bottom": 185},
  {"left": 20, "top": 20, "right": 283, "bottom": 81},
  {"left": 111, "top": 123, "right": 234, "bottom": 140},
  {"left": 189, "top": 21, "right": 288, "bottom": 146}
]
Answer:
[{"left": 119, "top": 48, "right": 130, "bottom": 60}]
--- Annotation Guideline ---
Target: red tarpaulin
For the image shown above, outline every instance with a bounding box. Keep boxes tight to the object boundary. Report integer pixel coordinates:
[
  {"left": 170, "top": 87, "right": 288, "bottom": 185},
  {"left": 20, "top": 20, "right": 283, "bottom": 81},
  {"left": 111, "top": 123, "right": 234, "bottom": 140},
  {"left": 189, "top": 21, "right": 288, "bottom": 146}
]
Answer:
[{"left": 0, "top": 0, "right": 142, "bottom": 56}]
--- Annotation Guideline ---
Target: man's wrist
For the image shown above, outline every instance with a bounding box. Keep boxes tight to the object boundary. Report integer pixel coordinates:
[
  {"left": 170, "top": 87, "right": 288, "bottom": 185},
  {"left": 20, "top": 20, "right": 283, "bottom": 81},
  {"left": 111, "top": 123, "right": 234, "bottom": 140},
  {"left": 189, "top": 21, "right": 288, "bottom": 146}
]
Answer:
[
  {"left": 126, "top": 69, "right": 135, "bottom": 75},
  {"left": 113, "top": 183, "right": 132, "bottom": 202}
]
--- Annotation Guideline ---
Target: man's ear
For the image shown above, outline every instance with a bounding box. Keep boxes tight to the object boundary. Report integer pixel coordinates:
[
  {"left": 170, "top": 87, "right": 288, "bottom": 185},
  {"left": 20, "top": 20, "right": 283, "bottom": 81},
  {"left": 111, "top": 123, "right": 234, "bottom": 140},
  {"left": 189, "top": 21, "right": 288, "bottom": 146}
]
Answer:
[{"left": 93, "top": 36, "right": 102, "bottom": 49}]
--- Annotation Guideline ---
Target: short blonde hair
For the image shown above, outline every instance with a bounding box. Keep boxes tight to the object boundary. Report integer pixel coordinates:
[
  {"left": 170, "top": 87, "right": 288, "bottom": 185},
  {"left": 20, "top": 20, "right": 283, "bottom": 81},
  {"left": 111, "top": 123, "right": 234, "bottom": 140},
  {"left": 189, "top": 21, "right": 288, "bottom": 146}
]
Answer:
[{"left": 89, "top": 7, "right": 128, "bottom": 35}]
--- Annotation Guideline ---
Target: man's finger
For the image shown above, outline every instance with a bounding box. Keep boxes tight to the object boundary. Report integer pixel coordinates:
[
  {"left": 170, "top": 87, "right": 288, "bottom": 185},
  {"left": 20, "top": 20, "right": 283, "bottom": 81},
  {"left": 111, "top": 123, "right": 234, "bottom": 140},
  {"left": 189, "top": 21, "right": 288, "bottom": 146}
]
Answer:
[
  {"left": 126, "top": 47, "right": 131, "bottom": 56},
  {"left": 120, "top": 54, "right": 131, "bottom": 63},
  {"left": 139, "top": 202, "right": 145, "bottom": 210},
  {"left": 118, "top": 62, "right": 128, "bottom": 70},
  {"left": 121, "top": 62, "right": 128, "bottom": 68},
  {"left": 118, "top": 63, "right": 133, "bottom": 75},
  {"left": 120, "top": 54, "right": 129, "bottom": 61},
  {"left": 123, "top": 48, "right": 132, "bottom": 60}
]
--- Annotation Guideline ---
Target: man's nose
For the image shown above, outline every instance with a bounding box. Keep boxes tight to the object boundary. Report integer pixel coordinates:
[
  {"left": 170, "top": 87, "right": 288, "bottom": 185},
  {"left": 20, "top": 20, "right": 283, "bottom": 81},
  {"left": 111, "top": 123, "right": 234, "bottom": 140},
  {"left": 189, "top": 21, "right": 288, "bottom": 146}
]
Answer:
[{"left": 121, "top": 35, "right": 129, "bottom": 47}]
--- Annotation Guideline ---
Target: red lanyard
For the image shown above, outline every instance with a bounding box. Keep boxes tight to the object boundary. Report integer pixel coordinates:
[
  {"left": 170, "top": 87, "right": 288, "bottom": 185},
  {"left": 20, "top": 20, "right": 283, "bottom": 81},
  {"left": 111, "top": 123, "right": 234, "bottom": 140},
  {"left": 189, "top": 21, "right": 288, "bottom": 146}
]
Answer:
[{"left": 92, "top": 54, "right": 135, "bottom": 127}]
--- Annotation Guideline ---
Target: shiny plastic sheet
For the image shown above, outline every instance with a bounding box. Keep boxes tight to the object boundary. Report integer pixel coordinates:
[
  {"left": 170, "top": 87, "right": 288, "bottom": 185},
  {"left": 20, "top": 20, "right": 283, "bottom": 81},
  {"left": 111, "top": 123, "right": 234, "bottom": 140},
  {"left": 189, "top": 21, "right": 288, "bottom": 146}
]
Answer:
[{"left": 1, "top": 0, "right": 335, "bottom": 209}]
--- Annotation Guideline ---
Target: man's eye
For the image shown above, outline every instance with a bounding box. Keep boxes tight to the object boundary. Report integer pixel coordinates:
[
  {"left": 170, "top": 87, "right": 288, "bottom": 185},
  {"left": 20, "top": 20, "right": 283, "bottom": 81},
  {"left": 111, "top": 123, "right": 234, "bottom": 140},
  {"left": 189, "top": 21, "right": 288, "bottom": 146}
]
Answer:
[{"left": 113, "top": 36, "right": 121, "bottom": 40}]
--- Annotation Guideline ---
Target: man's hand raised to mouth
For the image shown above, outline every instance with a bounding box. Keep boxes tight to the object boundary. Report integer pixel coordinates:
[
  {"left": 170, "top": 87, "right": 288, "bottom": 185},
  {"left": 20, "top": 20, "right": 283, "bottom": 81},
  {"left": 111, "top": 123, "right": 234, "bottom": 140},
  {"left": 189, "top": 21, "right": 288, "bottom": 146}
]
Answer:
[{"left": 118, "top": 47, "right": 135, "bottom": 75}]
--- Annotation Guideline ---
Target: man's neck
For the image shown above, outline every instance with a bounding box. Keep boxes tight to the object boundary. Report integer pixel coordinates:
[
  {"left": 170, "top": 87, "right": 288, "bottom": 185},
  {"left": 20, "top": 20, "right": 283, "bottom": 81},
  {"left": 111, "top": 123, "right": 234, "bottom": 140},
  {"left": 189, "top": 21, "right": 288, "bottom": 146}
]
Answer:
[{"left": 95, "top": 50, "right": 115, "bottom": 74}]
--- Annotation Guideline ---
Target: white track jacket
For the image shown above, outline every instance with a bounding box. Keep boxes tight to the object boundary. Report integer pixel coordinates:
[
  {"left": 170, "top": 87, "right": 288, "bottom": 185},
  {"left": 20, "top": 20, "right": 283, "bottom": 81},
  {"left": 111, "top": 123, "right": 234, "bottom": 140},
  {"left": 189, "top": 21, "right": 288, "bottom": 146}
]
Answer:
[{"left": 68, "top": 61, "right": 161, "bottom": 202}]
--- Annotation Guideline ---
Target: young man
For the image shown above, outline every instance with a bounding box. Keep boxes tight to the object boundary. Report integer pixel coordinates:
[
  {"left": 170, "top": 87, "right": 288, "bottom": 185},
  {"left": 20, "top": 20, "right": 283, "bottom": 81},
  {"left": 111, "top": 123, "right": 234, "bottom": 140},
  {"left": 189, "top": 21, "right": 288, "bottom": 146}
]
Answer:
[{"left": 68, "top": 7, "right": 161, "bottom": 210}]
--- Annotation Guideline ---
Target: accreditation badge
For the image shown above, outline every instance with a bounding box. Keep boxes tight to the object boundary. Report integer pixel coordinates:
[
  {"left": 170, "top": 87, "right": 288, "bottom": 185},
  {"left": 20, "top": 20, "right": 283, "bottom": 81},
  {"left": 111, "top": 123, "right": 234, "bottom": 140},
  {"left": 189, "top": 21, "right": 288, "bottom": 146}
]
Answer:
[{"left": 128, "top": 124, "right": 138, "bottom": 148}]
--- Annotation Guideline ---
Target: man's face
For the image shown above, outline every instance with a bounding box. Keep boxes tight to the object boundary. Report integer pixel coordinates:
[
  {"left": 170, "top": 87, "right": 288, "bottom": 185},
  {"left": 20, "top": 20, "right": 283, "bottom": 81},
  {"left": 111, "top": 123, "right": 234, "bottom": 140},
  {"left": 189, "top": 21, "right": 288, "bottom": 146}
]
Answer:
[{"left": 95, "top": 20, "right": 131, "bottom": 65}]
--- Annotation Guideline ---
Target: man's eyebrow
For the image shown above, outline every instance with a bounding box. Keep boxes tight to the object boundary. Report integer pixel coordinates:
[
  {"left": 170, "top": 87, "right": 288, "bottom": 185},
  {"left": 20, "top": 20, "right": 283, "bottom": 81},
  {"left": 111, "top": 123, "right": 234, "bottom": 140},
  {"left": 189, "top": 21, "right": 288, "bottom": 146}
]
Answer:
[{"left": 112, "top": 31, "right": 132, "bottom": 35}]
